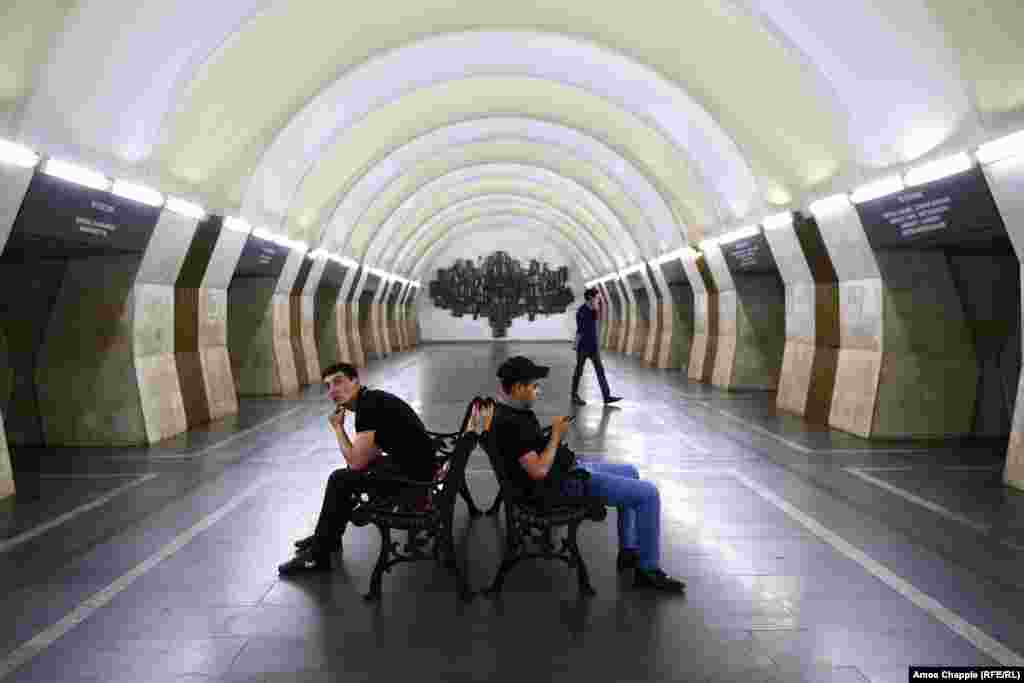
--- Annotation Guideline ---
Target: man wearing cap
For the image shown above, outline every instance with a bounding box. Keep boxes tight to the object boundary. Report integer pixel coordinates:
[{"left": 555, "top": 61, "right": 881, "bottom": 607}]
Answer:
[
  {"left": 493, "top": 355, "right": 684, "bottom": 592},
  {"left": 278, "top": 362, "right": 437, "bottom": 575},
  {"left": 572, "top": 287, "right": 621, "bottom": 406}
]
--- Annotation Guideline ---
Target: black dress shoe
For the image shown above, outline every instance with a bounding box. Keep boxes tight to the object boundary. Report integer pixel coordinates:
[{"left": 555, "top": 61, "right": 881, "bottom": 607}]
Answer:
[
  {"left": 616, "top": 548, "right": 640, "bottom": 572},
  {"left": 603, "top": 396, "right": 623, "bottom": 405},
  {"left": 294, "top": 535, "right": 316, "bottom": 550},
  {"left": 278, "top": 548, "right": 332, "bottom": 576},
  {"left": 571, "top": 395, "right": 587, "bottom": 406},
  {"left": 633, "top": 568, "right": 685, "bottom": 593}
]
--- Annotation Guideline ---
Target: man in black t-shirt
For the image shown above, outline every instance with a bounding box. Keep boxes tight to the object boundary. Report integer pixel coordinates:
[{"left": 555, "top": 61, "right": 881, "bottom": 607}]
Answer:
[
  {"left": 493, "top": 355, "right": 684, "bottom": 593},
  {"left": 279, "top": 362, "right": 436, "bottom": 575}
]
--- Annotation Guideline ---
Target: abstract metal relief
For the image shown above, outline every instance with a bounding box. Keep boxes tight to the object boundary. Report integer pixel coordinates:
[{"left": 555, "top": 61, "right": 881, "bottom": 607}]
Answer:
[{"left": 428, "top": 251, "right": 573, "bottom": 337}]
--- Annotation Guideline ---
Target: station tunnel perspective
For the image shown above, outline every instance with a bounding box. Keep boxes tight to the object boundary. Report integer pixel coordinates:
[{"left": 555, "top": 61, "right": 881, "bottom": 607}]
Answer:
[{"left": 1, "top": 2, "right": 1024, "bottom": 680}]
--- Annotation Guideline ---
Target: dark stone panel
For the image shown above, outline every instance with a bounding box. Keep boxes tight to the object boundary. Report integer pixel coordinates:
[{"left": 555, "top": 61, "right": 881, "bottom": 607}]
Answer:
[{"left": 175, "top": 216, "right": 223, "bottom": 289}]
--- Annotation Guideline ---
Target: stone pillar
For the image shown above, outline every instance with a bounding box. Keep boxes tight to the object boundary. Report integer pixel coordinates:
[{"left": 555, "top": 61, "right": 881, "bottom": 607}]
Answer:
[
  {"left": 765, "top": 213, "right": 841, "bottom": 423},
  {"left": 651, "top": 257, "right": 694, "bottom": 370},
  {"left": 619, "top": 277, "right": 641, "bottom": 356},
  {"left": 681, "top": 249, "right": 718, "bottom": 382},
  {"left": 295, "top": 254, "right": 324, "bottom": 385},
  {"left": 228, "top": 238, "right": 305, "bottom": 396},
  {"left": 640, "top": 266, "right": 661, "bottom": 365},
  {"left": 36, "top": 210, "right": 196, "bottom": 445},
  {"left": 338, "top": 265, "right": 365, "bottom": 366},
  {"left": 374, "top": 278, "right": 392, "bottom": 356},
  {"left": 393, "top": 282, "right": 410, "bottom": 351},
  {"left": 357, "top": 272, "right": 382, "bottom": 361},
  {"left": 812, "top": 198, "right": 977, "bottom": 438},
  {"left": 0, "top": 162, "right": 32, "bottom": 498},
  {"left": 982, "top": 154, "right": 1024, "bottom": 491},
  {"left": 407, "top": 285, "right": 421, "bottom": 347},
  {"left": 313, "top": 258, "right": 348, "bottom": 368},
  {"left": 594, "top": 282, "right": 612, "bottom": 350},
  {"left": 607, "top": 279, "right": 627, "bottom": 353},
  {"left": 348, "top": 267, "right": 371, "bottom": 365}
]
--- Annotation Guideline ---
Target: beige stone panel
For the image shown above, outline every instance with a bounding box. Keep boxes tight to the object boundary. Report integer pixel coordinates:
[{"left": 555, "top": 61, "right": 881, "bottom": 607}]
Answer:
[
  {"left": 711, "top": 334, "right": 737, "bottom": 389},
  {"left": 202, "top": 346, "right": 237, "bottom": 421},
  {"left": 335, "top": 305, "right": 353, "bottom": 364},
  {"left": 133, "top": 284, "right": 175, "bottom": 357},
  {"left": 777, "top": 340, "right": 813, "bottom": 417},
  {"left": 289, "top": 295, "right": 308, "bottom": 387},
  {"left": 655, "top": 303, "right": 675, "bottom": 369},
  {"left": 1006, "top": 431, "right": 1024, "bottom": 491},
  {"left": 272, "top": 294, "right": 299, "bottom": 395},
  {"left": 349, "top": 304, "right": 367, "bottom": 366},
  {"left": 785, "top": 282, "right": 817, "bottom": 345},
  {"left": 135, "top": 353, "right": 187, "bottom": 443},
  {"left": 301, "top": 295, "right": 320, "bottom": 382},
  {"left": 828, "top": 348, "right": 882, "bottom": 438},
  {"left": 873, "top": 352, "right": 977, "bottom": 439},
  {"left": 0, "top": 413, "right": 12, "bottom": 500}
]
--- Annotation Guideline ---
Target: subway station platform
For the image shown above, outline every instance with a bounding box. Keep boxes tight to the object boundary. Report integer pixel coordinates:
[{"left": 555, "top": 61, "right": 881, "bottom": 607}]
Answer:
[{"left": 2, "top": 343, "right": 1022, "bottom": 683}]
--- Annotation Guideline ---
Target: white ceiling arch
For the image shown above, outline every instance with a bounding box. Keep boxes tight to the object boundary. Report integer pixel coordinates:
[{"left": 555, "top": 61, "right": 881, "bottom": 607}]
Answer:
[
  {"left": 391, "top": 196, "right": 615, "bottom": 278},
  {"left": 319, "top": 120, "right": 683, "bottom": 257},
  {"left": 359, "top": 164, "right": 647, "bottom": 269},
  {"left": 243, "top": 30, "right": 749, "bottom": 229},
  {"left": 410, "top": 215, "right": 596, "bottom": 283}
]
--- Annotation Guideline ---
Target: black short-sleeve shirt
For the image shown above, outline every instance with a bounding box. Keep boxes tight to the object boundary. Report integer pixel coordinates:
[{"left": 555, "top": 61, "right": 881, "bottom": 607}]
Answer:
[
  {"left": 492, "top": 403, "right": 548, "bottom": 496},
  {"left": 353, "top": 388, "right": 435, "bottom": 480}
]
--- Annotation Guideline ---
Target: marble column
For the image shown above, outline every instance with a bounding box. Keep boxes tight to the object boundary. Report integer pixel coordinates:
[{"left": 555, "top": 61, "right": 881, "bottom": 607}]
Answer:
[
  {"left": 595, "top": 281, "right": 613, "bottom": 350},
  {"left": 37, "top": 209, "right": 196, "bottom": 445},
  {"left": 812, "top": 197, "right": 977, "bottom": 438},
  {"left": 982, "top": 154, "right": 1024, "bottom": 491},
  {"left": 406, "top": 285, "right": 421, "bottom": 347},
  {"left": 393, "top": 282, "right": 411, "bottom": 351},
  {"left": 313, "top": 258, "right": 347, "bottom": 369},
  {"left": 620, "top": 277, "right": 641, "bottom": 356},
  {"left": 0, "top": 162, "right": 33, "bottom": 498},
  {"left": 764, "top": 213, "right": 840, "bottom": 423},
  {"left": 340, "top": 266, "right": 366, "bottom": 367},
  {"left": 352, "top": 268, "right": 377, "bottom": 363},
  {"left": 288, "top": 254, "right": 315, "bottom": 387},
  {"left": 296, "top": 254, "right": 325, "bottom": 385},
  {"left": 681, "top": 249, "right": 718, "bottom": 382},
  {"left": 651, "top": 257, "right": 694, "bottom": 370},
  {"left": 228, "top": 242, "right": 305, "bottom": 396},
  {"left": 375, "top": 278, "right": 392, "bottom": 356},
  {"left": 640, "top": 265, "right": 661, "bottom": 365}
]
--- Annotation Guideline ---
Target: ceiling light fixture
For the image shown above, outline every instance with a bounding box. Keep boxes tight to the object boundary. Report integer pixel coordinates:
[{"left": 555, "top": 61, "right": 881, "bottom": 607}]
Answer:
[
  {"left": 0, "top": 138, "right": 40, "bottom": 168},
  {"left": 165, "top": 197, "right": 206, "bottom": 220},
  {"left": 112, "top": 180, "right": 164, "bottom": 207},
  {"left": 808, "top": 194, "right": 851, "bottom": 216},
  {"left": 224, "top": 217, "right": 251, "bottom": 234},
  {"left": 904, "top": 152, "right": 973, "bottom": 187},
  {"left": 762, "top": 212, "right": 794, "bottom": 231},
  {"left": 977, "top": 130, "right": 1024, "bottom": 165},
  {"left": 43, "top": 158, "right": 110, "bottom": 191},
  {"left": 849, "top": 176, "right": 904, "bottom": 204}
]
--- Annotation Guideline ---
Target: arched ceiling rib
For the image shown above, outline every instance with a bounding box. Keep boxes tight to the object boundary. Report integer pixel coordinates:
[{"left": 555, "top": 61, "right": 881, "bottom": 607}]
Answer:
[
  {"left": 356, "top": 160, "right": 653, "bottom": 268},
  {"left": 391, "top": 197, "right": 613, "bottom": 278},
  {"left": 413, "top": 218, "right": 587, "bottom": 283},
  {"left": 322, "top": 123, "right": 682, "bottom": 260},
  {"left": 5, "top": 0, "right": 1024, "bottom": 235}
]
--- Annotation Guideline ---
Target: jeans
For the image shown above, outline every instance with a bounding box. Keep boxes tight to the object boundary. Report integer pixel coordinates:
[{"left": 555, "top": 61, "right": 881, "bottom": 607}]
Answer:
[
  {"left": 571, "top": 350, "right": 611, "bottom": 399},
  {"left": 312, "top": 463, "right": 403, "bottom": 553},
  {"left": 576, "top": 462, "right": 660, "bottom": 570}
]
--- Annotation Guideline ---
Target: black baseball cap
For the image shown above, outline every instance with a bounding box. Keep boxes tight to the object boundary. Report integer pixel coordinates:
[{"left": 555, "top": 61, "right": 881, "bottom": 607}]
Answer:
[{"left": 496, "top": 356, "right": 550, "bottom": 384}]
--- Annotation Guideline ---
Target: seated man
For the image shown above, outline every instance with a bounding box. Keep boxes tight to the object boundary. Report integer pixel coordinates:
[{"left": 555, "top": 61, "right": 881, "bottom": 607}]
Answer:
[
  {"left": 492, "top": 355, "right": 684, "bottom": 593},
  {"left": 279, "top": 362, "right": 437, "bottom": 575}
]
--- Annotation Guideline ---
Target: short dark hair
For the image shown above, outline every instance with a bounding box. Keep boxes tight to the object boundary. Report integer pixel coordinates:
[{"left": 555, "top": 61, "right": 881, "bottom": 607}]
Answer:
[
  {"left": 322, "top": 362, "right": 359, "bottom": 381},
  {"left": 584, "top": 287, "right": 598, "bottom": 300}
]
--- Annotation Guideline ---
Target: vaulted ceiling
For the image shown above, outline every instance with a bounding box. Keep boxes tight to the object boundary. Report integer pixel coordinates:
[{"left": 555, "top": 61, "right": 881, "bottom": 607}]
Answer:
[{"left": 3, "top": 0, "right": 1022, "bottom": 279}]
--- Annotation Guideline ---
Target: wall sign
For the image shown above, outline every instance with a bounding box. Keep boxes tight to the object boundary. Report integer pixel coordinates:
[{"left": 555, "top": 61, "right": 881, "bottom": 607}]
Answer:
[
  {"left": 720, "top": 232, "right": 778, "bottom": 274},
  {"left": 10, "top": 171, "right": 161, "bottom": 254},
  {"left": 854, "top": 166, "right": 1006, "bottom": 249},
  {"left": 658, "top": 259, "right": 688, "bottom": 286},
  {"left": 319, "top": 260, "right": 348, "bottom": 289},
  {"left": 428, "top": 251, "right": 573, "bottom": 338},
  {"left": 233, "top": 235, "right": 288, "bottom": 279}
]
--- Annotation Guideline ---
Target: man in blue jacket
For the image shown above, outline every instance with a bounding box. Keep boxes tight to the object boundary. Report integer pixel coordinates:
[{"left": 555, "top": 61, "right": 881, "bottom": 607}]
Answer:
[{"left": 571, "top": 288, "right": 621, "bottom": 406}]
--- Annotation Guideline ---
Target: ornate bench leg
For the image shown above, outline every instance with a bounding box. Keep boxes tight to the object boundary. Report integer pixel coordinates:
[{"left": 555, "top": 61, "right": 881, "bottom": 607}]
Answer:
[
  {"left": 484, "top": 509, "right": 520, "bottom": 595},
  {"left": 567, "top": 520, "right": 596, "bottom": 597},
  {"left": 485, "top": 488, "right": 504, "bottom": 516},
  {"left": 364, "top": 525, "right": 392, "bottom": 602}
]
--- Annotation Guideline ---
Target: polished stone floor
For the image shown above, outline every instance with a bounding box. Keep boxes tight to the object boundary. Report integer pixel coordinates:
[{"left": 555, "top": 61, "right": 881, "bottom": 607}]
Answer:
[{"left": 1, "top": 342, "right": 1022, "bottom": 683}]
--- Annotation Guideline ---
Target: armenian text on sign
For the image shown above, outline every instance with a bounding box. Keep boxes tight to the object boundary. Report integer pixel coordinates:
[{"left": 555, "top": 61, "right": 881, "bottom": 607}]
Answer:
[
  {"left": 720, "top": 232, "right": 778, "bottom": 274},
  {"left": 429, "top": 251, "right": 573, "bottom": 338}
]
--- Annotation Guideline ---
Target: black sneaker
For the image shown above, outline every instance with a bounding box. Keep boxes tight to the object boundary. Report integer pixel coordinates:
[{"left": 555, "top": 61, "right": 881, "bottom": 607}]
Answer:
[
  {"left": 294, "top": 534, "right": 316, "bottom": 550},
  {"left": 571, "top": 395, "right": 587, "bottom": 406},
  {"left": 616, "top": 548, "right": 640, "bottom": 572},
  {"left": 603, "top": 396, "right": 622, "bottom": 405},
  {"left": 633, "top": 568, "right": 685, "bottom": 593},
  {"left": 278, "top": 548, "right": 332, "bottom": 576}
]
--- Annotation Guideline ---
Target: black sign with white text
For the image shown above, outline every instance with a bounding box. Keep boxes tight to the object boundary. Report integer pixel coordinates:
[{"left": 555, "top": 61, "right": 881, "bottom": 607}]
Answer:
[
  {"left": 11, "top": 171, "right": 161, "bottom": 254},
  {"left": 319, "top": 260, "right": 348, "bottom": 289},
  {"left": 854, "top": 166, "right": 1006, "bottom": 250},
  {"left": 233, "top": 235, "right": 288, "bottom": 279},
  {"left": 721, "top": 232, "right": 778, "bottom": 274}
]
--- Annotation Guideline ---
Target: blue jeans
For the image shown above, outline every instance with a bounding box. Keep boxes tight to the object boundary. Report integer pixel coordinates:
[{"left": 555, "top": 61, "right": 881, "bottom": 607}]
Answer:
[{"left": 576, "top": 462, "right": 660, "bottom": 571}]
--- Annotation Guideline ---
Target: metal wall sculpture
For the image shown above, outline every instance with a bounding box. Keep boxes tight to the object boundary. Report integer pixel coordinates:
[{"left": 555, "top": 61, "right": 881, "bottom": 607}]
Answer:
[{"left": 428, "top": 251, "right": 574, "bottom": 338}]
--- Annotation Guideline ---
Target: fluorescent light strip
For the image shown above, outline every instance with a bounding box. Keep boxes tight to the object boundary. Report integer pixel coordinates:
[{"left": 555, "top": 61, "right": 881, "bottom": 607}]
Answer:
[
  {"left": 309, "top": 248, "right": 329, "bottom": 260},
  {"left": 112, "top": 180, "right": 164, "bottom": 208},
  {"left": 165, "top": 197, "right": 205, "bottom": 220},
  {"left": 716, "top": 225, "right": 760, "bottom": 245},
  {"left": 223, "top": 217, "right": 251, "bottom": 234},
  {"left": 977, "top": 131, "right": 1024, "bottom": 165},
  {"left": 762, "top": 212, "right": 793, "bottom": 231},
  {"left": 43, "top": 159, "right": 110, "bottom": 191},
  {"left": 904, "top": 152, "right": 973, "bottom": 187},
  {"left": 808, "top": 194, "right": 850, "bottom": 216},
  {"left": 620, "top": 263, "right": 646, "bottom": 277},
  {"left": 0, "top": 138, "right": 40, "bottom": 168},
  {"left": 850, "top": 176, "right": 903, "bottom": 204}
]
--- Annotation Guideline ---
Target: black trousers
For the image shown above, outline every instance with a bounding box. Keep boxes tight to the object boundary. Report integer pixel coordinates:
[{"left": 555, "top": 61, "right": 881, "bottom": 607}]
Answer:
[
  {"left": 312, "top": 463, "right": 402, "bottom": 552},
  {"left": 571, "top": 349, "right": 611, "bottom": 399}
]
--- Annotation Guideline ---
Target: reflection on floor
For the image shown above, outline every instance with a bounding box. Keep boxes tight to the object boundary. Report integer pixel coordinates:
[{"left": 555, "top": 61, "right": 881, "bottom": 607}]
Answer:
[{"left": 1, "top": 343, "right": 1022, "bottom": 683}]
